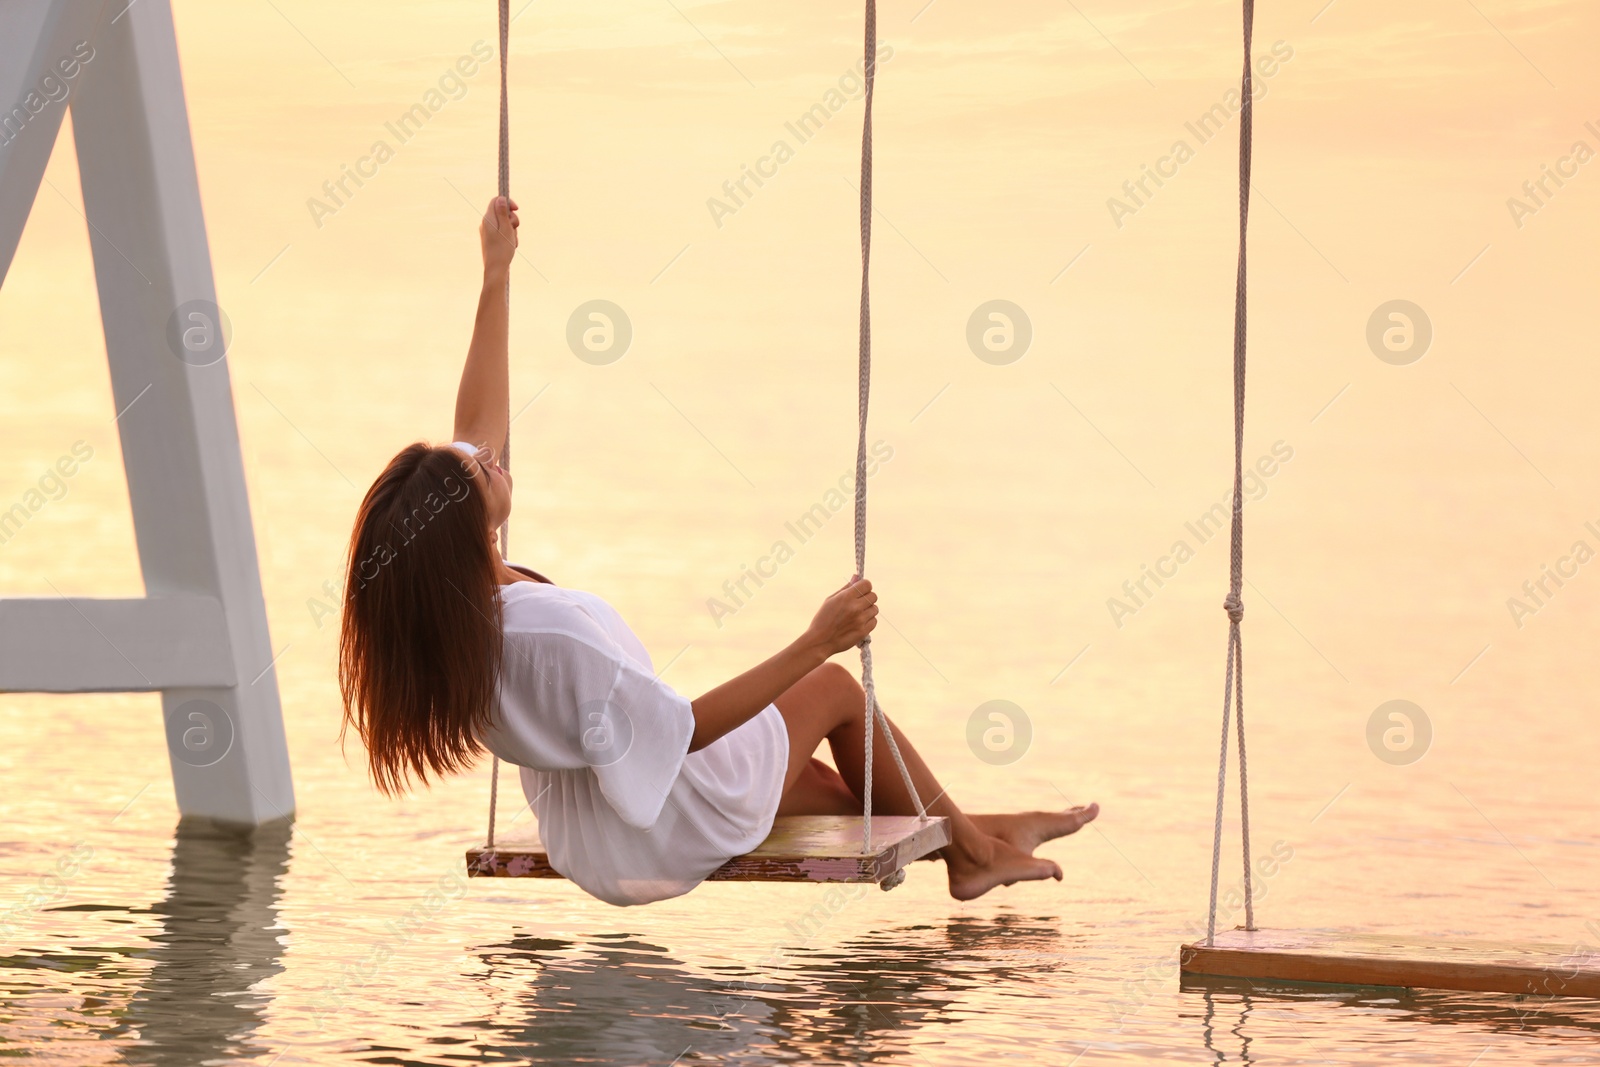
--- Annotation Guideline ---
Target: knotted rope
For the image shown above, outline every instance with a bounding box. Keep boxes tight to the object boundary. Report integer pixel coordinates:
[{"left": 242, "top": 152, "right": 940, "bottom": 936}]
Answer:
[
  {"left": 854, "top": 0, "right": 928, "bottom": 855},
  {"left": 485, "top": 0, "right": 511, "bottom": 858},
  {"left": 1205, "top": 0, "right": 1257, "bottom": 945}
]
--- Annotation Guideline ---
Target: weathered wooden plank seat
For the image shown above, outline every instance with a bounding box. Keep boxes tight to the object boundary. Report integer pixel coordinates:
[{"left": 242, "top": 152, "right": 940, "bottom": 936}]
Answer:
[
  {"left": 467, "top": 814, "right": 951, "bottom": 886},
  {"left": 1181, "top": 928, "right": 1600, "bottom": 999}
]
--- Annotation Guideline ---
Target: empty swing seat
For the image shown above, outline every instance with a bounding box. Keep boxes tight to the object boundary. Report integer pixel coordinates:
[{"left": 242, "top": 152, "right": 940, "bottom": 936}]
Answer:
[
  {"left": 467, "top": 814, "right": 951, "bottom": 885},
  {"left": 1181, "top": 928, "right": 1600, "bottom": 999}
]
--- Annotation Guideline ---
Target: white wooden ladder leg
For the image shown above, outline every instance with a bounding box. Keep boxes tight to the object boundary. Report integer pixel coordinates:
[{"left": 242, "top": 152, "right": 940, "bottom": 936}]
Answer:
[{"left": 0, "top": 0, "right": 294, "bottom": 827}]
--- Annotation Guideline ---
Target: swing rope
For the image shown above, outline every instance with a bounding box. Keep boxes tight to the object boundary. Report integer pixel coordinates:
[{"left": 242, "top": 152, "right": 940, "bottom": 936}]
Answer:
[
  {"left": 485, "top": 0, "right": 928, "bottom": 865},
  {"left": 854, "top": 0, "right": 928, "bottom": 855},
  {"left": 485, "top": 0, "right": 510, "bottom": 856},
  {"left": 1205, "top": 0, "right": 1257, "bottom": 946}
]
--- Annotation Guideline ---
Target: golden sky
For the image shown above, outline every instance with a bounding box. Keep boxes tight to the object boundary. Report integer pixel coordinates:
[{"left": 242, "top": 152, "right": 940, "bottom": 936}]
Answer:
[{"left": 1, "top": 0, "right": 1597, "bottom": 867}]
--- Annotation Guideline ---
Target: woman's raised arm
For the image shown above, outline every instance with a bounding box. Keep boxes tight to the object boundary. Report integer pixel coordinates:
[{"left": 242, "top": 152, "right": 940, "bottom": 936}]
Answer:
[{"left": 452, "top": 196, "right": 520, "bottom": 461}]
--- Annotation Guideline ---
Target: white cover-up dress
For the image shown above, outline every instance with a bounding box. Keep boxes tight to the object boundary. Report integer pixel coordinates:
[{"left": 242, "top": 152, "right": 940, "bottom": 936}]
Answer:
[{"left": 477, "top": 568, "right": 790, "bottom": 906}]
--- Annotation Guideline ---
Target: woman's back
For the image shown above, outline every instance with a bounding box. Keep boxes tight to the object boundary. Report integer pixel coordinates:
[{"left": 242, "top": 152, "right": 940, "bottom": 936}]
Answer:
[{"left": 480, "top": 580, "right": 788, "bottom": 906}]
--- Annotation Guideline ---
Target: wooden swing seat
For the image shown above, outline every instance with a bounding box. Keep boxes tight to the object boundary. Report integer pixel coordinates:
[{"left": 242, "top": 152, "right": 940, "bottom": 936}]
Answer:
[
  {"left": 1181, "top": 928, "right": 1600, "bottom": 999},
  {"left": 467, "top": 814, "right": 951, "bottom": 885}
]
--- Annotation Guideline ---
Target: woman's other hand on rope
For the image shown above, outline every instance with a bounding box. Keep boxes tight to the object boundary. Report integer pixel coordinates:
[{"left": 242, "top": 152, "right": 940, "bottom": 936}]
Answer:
[
  {"left": 480, "top": 196, "right": 519, "bottom": 279},
  {"left": 688, "top": 578, "right": 876, "bottom": 753},
  {"left": 805, "top": 577, "right": 878, "bottom": 658}
]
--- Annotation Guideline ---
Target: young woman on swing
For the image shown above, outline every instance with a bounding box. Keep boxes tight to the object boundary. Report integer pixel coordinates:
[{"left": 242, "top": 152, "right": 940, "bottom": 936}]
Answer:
[{"left": 339, "top": 197, "right": 1098, "bottom": 907}]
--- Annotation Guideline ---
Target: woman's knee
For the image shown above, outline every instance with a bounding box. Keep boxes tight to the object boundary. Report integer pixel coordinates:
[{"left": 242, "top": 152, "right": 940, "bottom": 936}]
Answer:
[
  {"left": 810, "top": 661, "right": 862, "bottom": 701},
  {"left": 809, "top": 661, "right": 863, "bottom": 726},
  {"left": 781, "top": 661, "right": 862, "bottom": 729},
  {"left": 811, "top": 660, "right": 854, "bottom": 687}
]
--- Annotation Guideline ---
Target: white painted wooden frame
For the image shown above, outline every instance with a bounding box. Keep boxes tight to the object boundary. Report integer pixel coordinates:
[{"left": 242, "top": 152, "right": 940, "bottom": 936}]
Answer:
[{"left": 0, "top": 0, "right": 294, "bottom": 826}]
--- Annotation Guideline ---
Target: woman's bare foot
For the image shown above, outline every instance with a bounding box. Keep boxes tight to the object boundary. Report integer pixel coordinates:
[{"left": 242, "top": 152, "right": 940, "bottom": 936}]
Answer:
[
  {"left": 947, "top": 837, "right": 1063, "bottom": 901},
  {"left": 970, "top": 803, "right": 1099, "bottom": 855}
]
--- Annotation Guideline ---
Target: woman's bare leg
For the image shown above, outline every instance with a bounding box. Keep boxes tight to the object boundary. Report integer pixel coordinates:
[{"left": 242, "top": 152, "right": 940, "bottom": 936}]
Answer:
[
  {"left": 773, "top": 662, "right": 1079, "bottom": 900},
  {"left": 776, "top": 758, "right": 860, "bottom": 816}
]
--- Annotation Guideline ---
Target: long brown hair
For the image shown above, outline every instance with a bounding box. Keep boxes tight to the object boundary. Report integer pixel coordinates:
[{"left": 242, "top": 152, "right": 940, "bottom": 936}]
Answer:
[{"left": 339, "top": 442, "right": 503, "bottom": 795}]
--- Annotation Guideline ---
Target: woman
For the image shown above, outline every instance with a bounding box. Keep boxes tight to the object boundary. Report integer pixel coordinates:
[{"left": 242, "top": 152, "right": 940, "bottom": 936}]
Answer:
[{"left": 340, "top": 197, "right": 1099, "bottom": 907}]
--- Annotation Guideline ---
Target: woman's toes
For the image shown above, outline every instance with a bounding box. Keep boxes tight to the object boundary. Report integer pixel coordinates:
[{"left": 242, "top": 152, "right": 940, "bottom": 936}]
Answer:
[
  {"left": 1063, "top": 802, "right": 1099, "bottom": 829},
  {"left": 970, "top": 805, "right": 1102, "bottom": 855}
]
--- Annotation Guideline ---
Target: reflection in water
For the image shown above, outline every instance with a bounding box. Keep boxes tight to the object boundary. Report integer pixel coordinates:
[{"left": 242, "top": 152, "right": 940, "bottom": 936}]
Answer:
[
  {"left": 7, "top": 825, "right": 1600, "bottom": 1066},
  {"left": 470, "top": 914, "right": 1077, "bottom": 1065},
  {"left": 115, "top": 819, "right": 291, "bottom": 1066},
  {"left": 1182, "top": 974, "right": 1600, "bottom": 1056},
  {"left": 1198, "top": 985, "right": 1254, "bottom": 1067}
]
